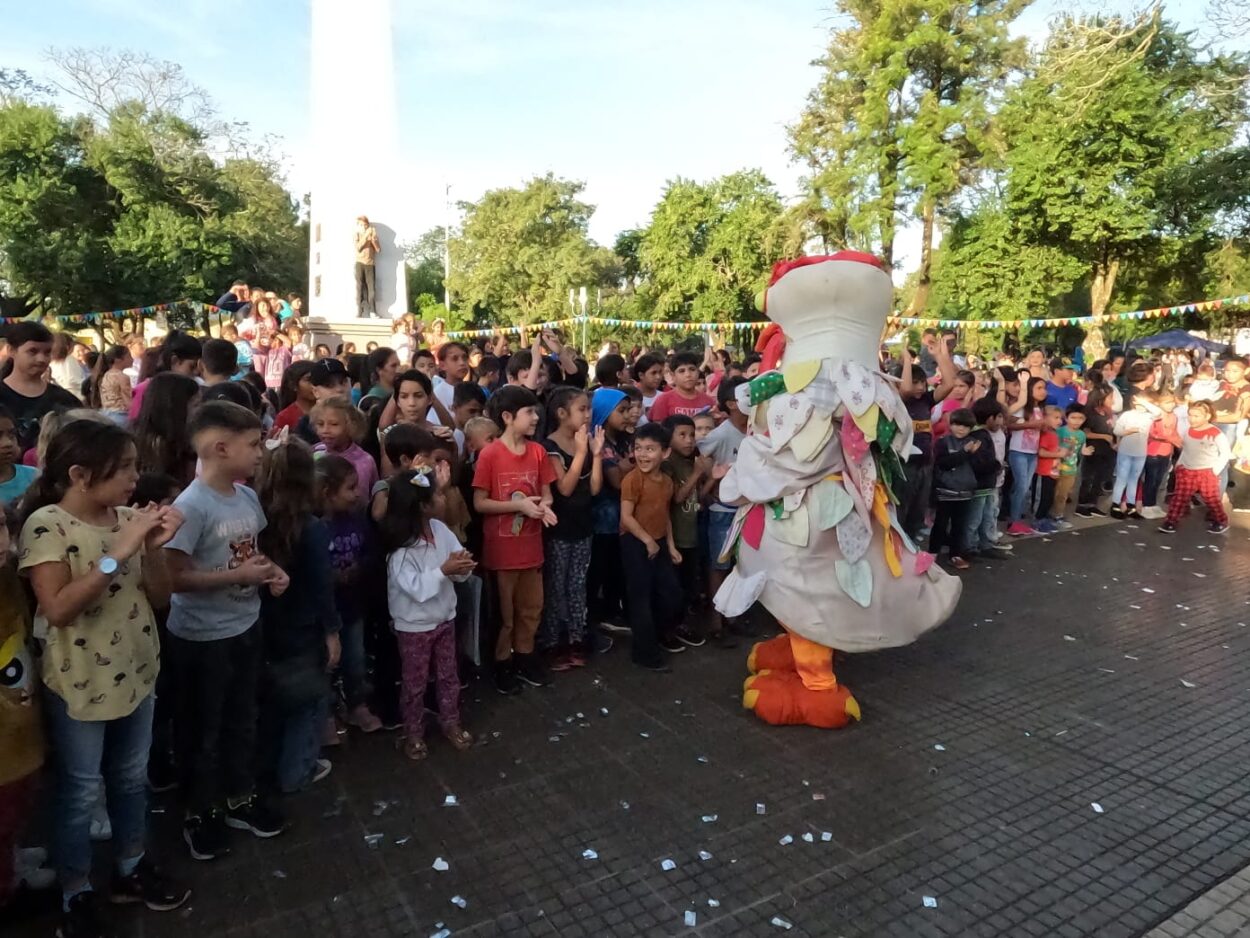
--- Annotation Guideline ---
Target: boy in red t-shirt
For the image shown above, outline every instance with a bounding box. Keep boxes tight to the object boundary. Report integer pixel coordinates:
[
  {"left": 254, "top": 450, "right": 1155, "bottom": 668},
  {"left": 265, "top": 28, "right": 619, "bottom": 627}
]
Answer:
[
  {"left": 472, "top": 386, "right": 558, "bottom": 694},
  {"left": 1033, "top": 406, "right": 1067, "bottom": 533},
  {"left": 648, "top": 352, "right": 715, "bottom": 423}
]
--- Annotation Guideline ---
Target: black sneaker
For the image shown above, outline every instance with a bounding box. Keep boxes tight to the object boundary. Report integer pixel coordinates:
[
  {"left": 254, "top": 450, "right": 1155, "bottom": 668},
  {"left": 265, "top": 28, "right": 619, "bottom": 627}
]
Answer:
[
  {"left": 1109, "top": 506, "right": 1125, "bottom": 519},
  {"left": 675, "top": 628, "right": 706, "bottom": 648},
  {"left": 636, "top": 659, "right": 672, "bottom": 673},
  {"left": 1209, "top": 522, "right": 1230, "bottom": 534},
  {"left": 592, "top": 633, "right": 615, "bottom": 655},
  {"left": 183, "top": 810, "right": 230, "bottom": 861},
  {"left": 57, "top": 891, "right": 105, "bottom": 938},
  {"left": 110, "top": 856, "right": 190, "bottom": 912},
  {"left": 1087, "top": 507, "right": 1108, "bottom": 517},
  {"left": 494, "top": 660, "right": 522, "bottom": 696},
  {"left": 1158, "top": 522, "right": 1177, "bottom": 534},
  {"left": 658, "top": 636, "right": 686, "bottom": 654},
  {"left": 1074, "top": 507, "right": 1093, "bottom": 517},
  {"left": 224, "top": 794, "right": 286, "bottom": 839},
  {"left": 515, "top": 653, "right": 552, "bottom": 688},
  {"left": 146, "top": 755, "right": 177, "bottom": 794}
]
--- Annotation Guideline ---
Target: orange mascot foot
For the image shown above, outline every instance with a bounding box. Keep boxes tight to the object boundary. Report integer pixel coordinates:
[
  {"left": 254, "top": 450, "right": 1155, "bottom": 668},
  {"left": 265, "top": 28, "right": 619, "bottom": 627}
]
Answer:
[
  {"left": 746, "top": 635, "right": 796, "bottom": 674},
  {"left": 743, "top": 670, "right": 860, "bottom": 729}
]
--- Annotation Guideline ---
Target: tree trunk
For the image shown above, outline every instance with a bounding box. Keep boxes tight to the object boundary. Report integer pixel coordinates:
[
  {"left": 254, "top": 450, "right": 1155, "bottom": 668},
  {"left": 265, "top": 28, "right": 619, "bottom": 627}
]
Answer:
[
  {"left": 1082, "top": 253, "right": 1121, "bottom": 362},
  {"left": 905, "top": 200, "right": 936, "bottom": 316}
]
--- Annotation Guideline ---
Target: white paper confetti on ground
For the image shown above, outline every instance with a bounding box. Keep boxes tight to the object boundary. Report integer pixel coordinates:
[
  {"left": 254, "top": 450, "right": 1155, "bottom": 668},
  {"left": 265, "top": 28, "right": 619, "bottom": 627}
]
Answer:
[
  {"left": 821, "top": 832, "right": 833, "bottom": 841},
  {"left": 1142, "top": 588, "right": 1155, "bottom": 593},
  {"left": 443, "top": 795, "right": 458, "bottom": 806},
  {"left": 779, "top": 834, "right": 794, "bottom": 846},
  {"left": 771, "top": 916, "right": 794, "bottom": 930},
  {"left": 802, "top": 832, "right": 815, "bottom": 843},
  {"left": 430, "top": 929, "right": 451, "bottom": 938},
  {"left": 451, "top": 895, "right": 467, "bottom": 909},
  {"left": 684, "top": 911, "right": 697, "bottom": 926},
  {"left": 697, "top": 756, "right": 709, "bottom": 764},
  {"left": 756, "top": 803, "right": 767, "bottom": 815},
  {"left": 600, "top": 707, "right": 609, "bottom": 716},
  {"left": 661, "top": 858, "right": 677, "bottom": 871},
  {"left": 702, "top": 814, "right": 718, "bottom": 823},
  {"left": 582, "top": 848, "right": 598, "bottom": 860},
  {"left": 1063, "top": 635, "right": 1076, "bottom": 641},
  {"left": 364, "top": 833, "right": 384, "bottom": 849},
  {"left": 699, "top": 850, "right": 713, "bottom": 861},
  {"left": 639, "top": 732, "right": 651, "bottom": 739},
  {"left": 934, "top": 744, "right": 946, "bottom": 751},
  {"left": 708, "top": 898, "right": 721, "bottom": 908},
  {"left": 432, "top": 857, "right": 450, "bottom": 871},
  {"left": 272, "top": 870, "right": 287, "bottom": 879},
  {"left": 923, "top": 896, "right": 938, "bottom": 909},
  {"left": 1181, "top": 679, "right": 1197, "bottom": 688},
  {"left": 1091, "top": 802, "right": 1104, "bottom": 814}
]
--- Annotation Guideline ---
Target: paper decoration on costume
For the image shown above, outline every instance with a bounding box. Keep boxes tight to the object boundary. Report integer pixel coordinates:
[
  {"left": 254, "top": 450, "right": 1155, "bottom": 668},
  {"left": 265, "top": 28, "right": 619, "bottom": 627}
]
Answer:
[
  {"left": 767, "top": 393, "right": 814, "bottom": 451},
  {"left": 884, "top": 530, "right": 903, "bottom": 577},
  {"left": 791, "top": 412, "right": 834, "bottom": 463},
  {"left": 803, "top": 364, "right": 840, "bottom": 412},
  {"left": 835, "top": 559, "right": 873, "bottom": 608},
  {"left": 718, "top": 506, "right": 750, "bottom": 563},
  {"left": 836, "top": 361, "right": 875, "bottom": 416},
  {"left": 782, "top": 360, "right": 821, "bottom": 394},
  {"left": 769, "top": 503, "right": 810, "bottom": 548},
  {"left": 840, "top": 414, "right": 870, "bottom": 465},
  {"left": 836, "top": 512, "right": 872, "bottom": 564},
  {"left": 889, "top": 514, "right": 918, "bottom": 553},
  {"left": 851, "top": 404, "right": 880, "bottom": 443},
  {"left": 714, "top": 569, "right": 766, "bottom": 618},
  {"left": 811, "top": 478, "right": 854, "bottom": 530},
  {"left": 876, "top": 411, "right": 899, "bottom": 451},
  {"left": 914, "top": 551, "right": 936, "bottom": 575},
  {"left": 782, "top": 489, "right": 806, "bottom": 513},
  {"left": 742, "top": 504, "right": 766, "bottom": 551},
  {"left": 747, "top": 371, "right": 786, "bottom": 406},
  {"left": 735, "top": 381, "right": 753, "bottom": 413},
  {"left": 753, "top": 398, "right": 771, "bottom": 434}
]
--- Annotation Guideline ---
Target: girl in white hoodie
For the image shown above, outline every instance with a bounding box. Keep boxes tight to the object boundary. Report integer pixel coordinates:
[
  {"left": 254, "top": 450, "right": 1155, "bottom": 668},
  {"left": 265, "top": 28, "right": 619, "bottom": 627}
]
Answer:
[
  {"left": 380, "top": 467, "right": 477, "bottom": 760},
  {"left": 1160, "top": 400, "right": 1231, "bottom": 535}
]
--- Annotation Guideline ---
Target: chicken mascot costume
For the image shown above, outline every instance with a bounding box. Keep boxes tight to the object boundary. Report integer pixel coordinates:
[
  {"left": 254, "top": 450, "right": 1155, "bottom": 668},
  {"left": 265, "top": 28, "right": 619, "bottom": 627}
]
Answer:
[{"left": 713, "top": 252, "right": 962, "bottom": 729}]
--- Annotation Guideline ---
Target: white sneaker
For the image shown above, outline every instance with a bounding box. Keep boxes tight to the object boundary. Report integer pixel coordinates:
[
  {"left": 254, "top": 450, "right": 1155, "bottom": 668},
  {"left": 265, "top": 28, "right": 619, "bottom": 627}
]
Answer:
[
  {"left": 16, "top": 865, "right": 55, "bottom": 890},
  {"left": 1139, "top": 506, "right": 1166, "bottom": 520},
  {"left": 312, "top": 758, "right": 332, "bottom": 784},
  {"left": 15, "top": 846, "right": 48, "bottom": 871},
  {"left": 89, "top": 816, "right": 112, "bottom": 842}
]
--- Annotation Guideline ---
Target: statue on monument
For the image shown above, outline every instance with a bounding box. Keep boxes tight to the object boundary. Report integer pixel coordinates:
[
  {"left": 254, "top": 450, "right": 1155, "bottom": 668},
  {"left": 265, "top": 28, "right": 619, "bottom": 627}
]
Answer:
[{"left": 355, "top": 215, "right": 381, "bottom": 317}]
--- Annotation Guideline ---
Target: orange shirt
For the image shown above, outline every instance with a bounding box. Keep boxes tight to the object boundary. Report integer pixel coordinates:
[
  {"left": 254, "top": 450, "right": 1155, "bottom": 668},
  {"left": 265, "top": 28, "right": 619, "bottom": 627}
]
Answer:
[{"left": 620, "top": 468, "right": 674, "bottom": 540}]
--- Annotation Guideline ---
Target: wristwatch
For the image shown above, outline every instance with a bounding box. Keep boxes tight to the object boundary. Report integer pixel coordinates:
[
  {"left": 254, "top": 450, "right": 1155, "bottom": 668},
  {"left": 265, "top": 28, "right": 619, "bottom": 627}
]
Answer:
[{"left": 98, "top": 556, "right": 119, "bottom": 577}]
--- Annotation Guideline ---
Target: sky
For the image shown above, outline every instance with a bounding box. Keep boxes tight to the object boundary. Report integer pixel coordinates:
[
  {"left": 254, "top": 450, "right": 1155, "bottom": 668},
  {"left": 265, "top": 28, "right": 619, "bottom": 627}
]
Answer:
[{"left": 2, "top": 0, "right": 1238, "bottom": 277}]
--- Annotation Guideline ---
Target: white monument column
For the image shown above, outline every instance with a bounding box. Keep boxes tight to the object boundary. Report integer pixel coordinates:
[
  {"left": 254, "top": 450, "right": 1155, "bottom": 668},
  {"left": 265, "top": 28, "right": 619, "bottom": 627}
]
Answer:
[{"left": 307, "top": 0, "right": 408, "bottom": 320}]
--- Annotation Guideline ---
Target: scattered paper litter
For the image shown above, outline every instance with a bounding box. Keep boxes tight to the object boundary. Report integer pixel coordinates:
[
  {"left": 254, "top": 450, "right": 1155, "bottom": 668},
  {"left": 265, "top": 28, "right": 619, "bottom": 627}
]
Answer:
[
  {"left": 432, "top": 857, "right": 450, "bottom": 872},
  {"left": 661, "top": 858, "right": 677, "bottom": 871},
  {"left": 1142, "top": 588, "right": 1155, "bottom": 594},
  {"left": 821, "top": 832, "right": 833, "bottom": 842},
  {"left": 708, "top": 898, "right": 721, "bottom": 908},
  {"left": 582, "top": 848, "right": 598, "bottom": 860},
  {"left": 443, "top": 794, "right": 458, "bottom": 807},
  {"left": 756, "top": 803, "right": 767, "bottom": 815},
  {"left": 394, "top": 836, "right": 411, "bottom": 846},
  {"left": 1124, "top": 655, "right": 1139, "bottom": 661},
  {"left": 450, "top": 895, "right": 467, "bottom": 909},
  {"left": 619, "top": 801, "right": 631, "bottom": 811},
  {"left": 1098, "top": 668, "right": 1116, "bottom": 674},
  {"left": 699, "top": 850, "right": 714, "bottom": 861},
  {"left": 684, "top": 911, "right": 697, "bottom": 927},
  {"left": 364, "top": 833, "right": 384, "bottom": 849},
  {"left": 779, "top": 834, "right": 794, "bottom": 846},
  {"left": 802, "top": 832, "right": 815, "bottom": 843},
  {"left": 702, "top": 814, "right": 718, "bottom": 823},
  {"left": 639, "top": 732, "right": 651, "bottom": 739},
  {"left": 1091, "top": 802, "right": 1104, "bottom": 814},
  {"left": 1063, "top": 635, "right": 1076, "bottom": 642},
  {"left": 697, "top": 756, "right": 709, "bottom": 764},
  {"left": 933, "top": 744, "right": 946, "bottom": 751},
  {"left": 922, "top": 896, "right": 938, "bottom": 909},
  {"left": 1194, "top": 572, "right": 1207, "bottom": 578},
  {"left": 430, "top": 929, "right": 451, "bottom": 938},
  {"left": 1181, "top": 679, "right": 1197, "bottom": 688},
  {"left": 771, "top": 916, "right": 794, "bottom": 930},
  {"left": 600, "top": 707, "right": 609, "bottom": 716},
  {"left": 812, "top": 793, "right": 826, "bottom": 801},
  {"left": 272, "top": 870, "right": 287, "bottom": 879}
]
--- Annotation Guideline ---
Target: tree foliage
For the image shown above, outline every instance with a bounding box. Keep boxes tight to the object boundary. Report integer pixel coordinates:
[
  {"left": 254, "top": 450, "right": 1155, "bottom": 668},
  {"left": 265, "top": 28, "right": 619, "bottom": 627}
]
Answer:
[{"left": 447, "top": 174, "right": 610, "bottom": 325}]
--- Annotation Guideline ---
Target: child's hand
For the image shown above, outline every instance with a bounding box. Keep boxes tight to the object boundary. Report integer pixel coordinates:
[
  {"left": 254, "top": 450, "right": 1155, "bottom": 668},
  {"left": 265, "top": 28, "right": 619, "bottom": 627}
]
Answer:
[
  {"left": 644, "top": 537, "right": 660, "bottom": 559},
  {"left": 589, "top": 427, "right": 605, "bottom": 457},
  {"left": 145, "top": 506, "right": 184, "bottom": 550},
  {"left": 113, "top": 507, "right": 167, "bottom": 561},
  {"left": 517, "top": 496, "right": 547, "bottom": 520},
  {"left": 265, "top": 566, "right": 291, "bottom": 597},
  {"left": 618, "top": 456, "right": 635, "bottom": 474},
  {"left": 435, "top": 460, "right": 452, "bottom": 491},
  {"left": 574, "top": 424, "right": 589, "bottom": 455},
  {"left": 541, "top": 505, "right": 558, "bottom": 527},
  {"left": 669, "top": 544, "right": 683, "bottom": 565},
  {"left": 441, "top": 550, "right": 476, "bottom": 577},
  {"left": 963, "top": 440, "right": 981, "bottom": 453},
  {"left": 325, "top": 633, "right": 341, "bottom": 671},
  {"left": 236, "top": 555, "right": 278, "bottom": 586},
  {"left": 694, "top": 454, "right": 713, "bottom": 476},
  {"left": 1082, "top": 445, "right": 1094, "bottom": 456},
  {"left": 431, "top": 425, "right": 455, "bottom": 442}
]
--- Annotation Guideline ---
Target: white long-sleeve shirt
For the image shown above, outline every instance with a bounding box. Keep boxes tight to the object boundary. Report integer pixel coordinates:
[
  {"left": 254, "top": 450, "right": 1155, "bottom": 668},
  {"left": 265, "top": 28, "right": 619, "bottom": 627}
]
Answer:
[
  {"left": 1113, "top": 409, "right": 1155, "bottom": 458},
  {"left": 386, "top": 520, "right": 470, "bottom": 633},
  {"left": 1178, "top": 425, "right": 1232, "bottom": 472}
]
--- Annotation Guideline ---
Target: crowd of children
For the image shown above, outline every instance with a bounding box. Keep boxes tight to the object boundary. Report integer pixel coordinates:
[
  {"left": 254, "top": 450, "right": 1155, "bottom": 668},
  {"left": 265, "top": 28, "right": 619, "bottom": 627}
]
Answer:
[{"left": 0, "top": 312, "right": 1246, "bottom": 938}]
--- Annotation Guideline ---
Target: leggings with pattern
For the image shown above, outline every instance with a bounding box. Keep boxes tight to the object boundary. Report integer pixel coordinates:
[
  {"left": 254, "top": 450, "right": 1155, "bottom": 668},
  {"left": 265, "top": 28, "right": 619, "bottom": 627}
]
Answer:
[
  {"left": 539, "top": 536, "right": 593, "bottom": 649},
  {"left": 398, "top": 621, "right": 461, "bottom": 739}
]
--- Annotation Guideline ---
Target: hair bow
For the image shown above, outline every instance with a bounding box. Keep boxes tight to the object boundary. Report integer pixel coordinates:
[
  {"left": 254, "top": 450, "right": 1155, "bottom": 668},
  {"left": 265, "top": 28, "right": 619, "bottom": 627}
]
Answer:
[
  {"left": 409, "top": 465, "right": 433, "bottom": 488},
  {"left": 265, "top": 426, "right": 290, "bottom": 451}
]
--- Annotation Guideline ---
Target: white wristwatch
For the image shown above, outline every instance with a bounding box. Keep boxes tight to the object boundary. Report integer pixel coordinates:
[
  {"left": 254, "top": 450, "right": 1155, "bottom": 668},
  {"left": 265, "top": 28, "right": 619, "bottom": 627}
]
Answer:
[{"left": 98, "top": 556, "right": 119, "bottom": 577}]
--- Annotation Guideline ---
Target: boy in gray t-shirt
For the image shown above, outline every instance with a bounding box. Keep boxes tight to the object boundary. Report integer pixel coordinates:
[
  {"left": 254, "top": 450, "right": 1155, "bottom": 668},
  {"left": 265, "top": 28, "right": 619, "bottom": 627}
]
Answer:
[{"left": 163, "top": 402, "right": 291, "bottom": 859}]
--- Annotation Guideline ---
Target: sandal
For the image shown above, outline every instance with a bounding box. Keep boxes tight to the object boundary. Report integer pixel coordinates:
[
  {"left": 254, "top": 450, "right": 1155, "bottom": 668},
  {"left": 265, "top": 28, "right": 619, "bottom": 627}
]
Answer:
[
  {"left": 443, "top": 725, "right": 474, "bottom": 751},
  {"left": 398, "top": 737, "right": 428, "bottom": 761}
]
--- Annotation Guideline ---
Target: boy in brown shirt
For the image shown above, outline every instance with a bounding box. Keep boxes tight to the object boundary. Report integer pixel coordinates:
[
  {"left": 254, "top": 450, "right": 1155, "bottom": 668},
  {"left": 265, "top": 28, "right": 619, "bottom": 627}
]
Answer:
[{"left": 620, "top": 423, "right": 684, "bottom": 671}]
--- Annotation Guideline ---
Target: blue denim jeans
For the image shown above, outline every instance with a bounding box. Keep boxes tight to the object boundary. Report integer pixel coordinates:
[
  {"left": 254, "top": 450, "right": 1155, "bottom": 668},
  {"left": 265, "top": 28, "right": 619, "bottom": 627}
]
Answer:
[
  {"left": 963, "top": 490, "right": 1000, "bottom": 551},
  {"left": 1217, "top": 423, "right": 1238, "bottom": 493},
  {"left": 45, "top": 690, "right": 153, "bottom": 890},
  {"left": 337, "top": 618, "right": 367, "bottom": 709},
  {"left": 260, "top": 693, "right": 329, "bottom": 794},
  {"left": 1007, "top": 451, "right": 1038, "bottom": 523},
  {"left": 1111, "top": 452, "right": 1148, "bottom": 506}
]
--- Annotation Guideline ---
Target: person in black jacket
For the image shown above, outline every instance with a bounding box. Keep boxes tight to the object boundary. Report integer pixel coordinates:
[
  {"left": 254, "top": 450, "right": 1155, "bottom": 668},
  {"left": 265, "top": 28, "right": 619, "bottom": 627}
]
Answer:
[
  {"left": 931, "top": 409, "right": 997, "bottom": 570},
  {"left": 964, "top": 398, "right": 1011, "bottom": 560}
]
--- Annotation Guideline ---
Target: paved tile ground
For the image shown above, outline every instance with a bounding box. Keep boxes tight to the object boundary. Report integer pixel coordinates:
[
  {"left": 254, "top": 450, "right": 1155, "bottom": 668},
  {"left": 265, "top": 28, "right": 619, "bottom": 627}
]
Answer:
[
  {"left": 14, "top": 518, "right": 1250, "bottom": 937},
  {"left": 1144, "top": 864, "right": 1250, "bottom": 938}
]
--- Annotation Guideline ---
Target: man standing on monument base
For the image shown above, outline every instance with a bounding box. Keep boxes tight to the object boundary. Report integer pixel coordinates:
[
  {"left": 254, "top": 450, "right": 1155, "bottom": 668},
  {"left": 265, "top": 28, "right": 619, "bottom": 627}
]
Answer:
[{"left": 355, "top": 216, "right": 381, "bottom": 317}]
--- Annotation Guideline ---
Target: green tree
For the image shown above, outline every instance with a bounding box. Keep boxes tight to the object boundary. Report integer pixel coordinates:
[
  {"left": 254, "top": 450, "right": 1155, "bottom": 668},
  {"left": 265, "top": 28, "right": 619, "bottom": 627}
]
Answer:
[
  {"left": 998, "top": 13, "right": 1249, "bottom": 354},
  {"left": 632, "top": 170, "right": 784, "bottom": 323},
  {"left": 447, "top": 174, "right": 608, "bottom": 325},
  {"left": 403, "top": 226, "right": 447, "bottom": 311},
  {"left": 790, "top": 0, "right": 1029, "bottom": 311}
]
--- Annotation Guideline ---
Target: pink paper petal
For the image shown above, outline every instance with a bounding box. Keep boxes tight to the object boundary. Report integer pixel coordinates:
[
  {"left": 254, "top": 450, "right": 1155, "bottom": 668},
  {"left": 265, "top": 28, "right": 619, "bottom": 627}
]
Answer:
[
  {"left": 913, "top": 551, "right": 935, "bottom": 576},
  {"left": 742, "top": 504, "right": 766, "bottom": 551},
  {"left": 840, "top": 413, "right": 870, "bottom": 465}
]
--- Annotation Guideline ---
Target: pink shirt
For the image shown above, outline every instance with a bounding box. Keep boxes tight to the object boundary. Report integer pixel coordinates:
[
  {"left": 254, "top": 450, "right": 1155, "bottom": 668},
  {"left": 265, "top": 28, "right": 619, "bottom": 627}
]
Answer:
[
  {"left": 128, "top": 378, "right": 151, "bottom": 422},
  {"left": 314, "top": 442, "right": 378, "bottom": 504},
  {"left": 649, "top": 388, "right": 715, "bottom": 422}
]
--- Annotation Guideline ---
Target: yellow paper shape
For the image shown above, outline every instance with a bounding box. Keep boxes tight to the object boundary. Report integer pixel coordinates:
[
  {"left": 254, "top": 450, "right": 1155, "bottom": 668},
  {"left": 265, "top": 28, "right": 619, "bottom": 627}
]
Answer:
[
  {"left": 883, "top": 530, "right": 902, "bottom": 578},
  {"left": 871, "top": 483, "right": 892, "bottom": 532},
  {"left": 783, "top": 360, "right": 821, "bottom": 394},
  {"left": 850, "top": 404, "right": 881, "bottom": 443},
  {"left": 753, "top": 399, "right": 770, "bottom": 434}
]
